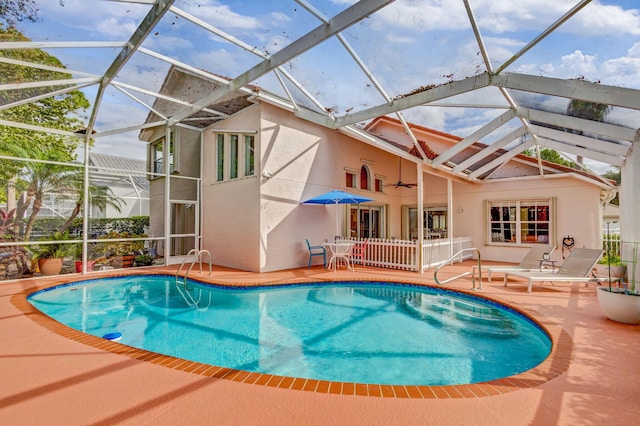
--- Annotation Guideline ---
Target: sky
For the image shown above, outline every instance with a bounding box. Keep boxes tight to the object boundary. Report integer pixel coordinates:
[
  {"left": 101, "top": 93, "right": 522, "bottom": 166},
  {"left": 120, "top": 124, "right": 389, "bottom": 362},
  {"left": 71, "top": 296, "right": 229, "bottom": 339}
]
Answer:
[{"left": 8, "top": 0, "right": 640, "bottom": 173}]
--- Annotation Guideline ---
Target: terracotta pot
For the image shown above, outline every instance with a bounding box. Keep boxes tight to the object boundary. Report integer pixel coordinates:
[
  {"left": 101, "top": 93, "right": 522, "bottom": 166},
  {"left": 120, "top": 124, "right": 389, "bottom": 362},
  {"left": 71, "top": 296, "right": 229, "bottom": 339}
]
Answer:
[
  {"left": 38, "top": 258, "right": 63, "bottom": 276},
  {"left": 110, "top": 255, "right": 135, "bottom": 268},
  {"left": 597, "top": 287, "right": 640, "bottom": 325},
  {"left": 75, "top": 260, "right": 96, "bottom": 273}
]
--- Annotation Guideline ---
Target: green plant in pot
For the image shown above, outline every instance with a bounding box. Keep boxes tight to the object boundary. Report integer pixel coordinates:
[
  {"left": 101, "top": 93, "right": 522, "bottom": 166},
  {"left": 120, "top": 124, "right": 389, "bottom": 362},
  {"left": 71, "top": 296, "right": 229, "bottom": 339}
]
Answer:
[
  {"left": 29, "top": 231, "right": 74, "bottom": 276},
  {"left": 595, "top": 253, "right": 627, "bottom": 279},
  {"left": 74, "top": 242, "right": 99, "bottom": 273},
  {"left": 134, "top": 253, "right": 155, "bottom": 267},
  {"left": 99, "top": 231, "right": 146, "bottom": 268},
  {"left": 597, "top": 241, "right": 640, "bottom": 325}
]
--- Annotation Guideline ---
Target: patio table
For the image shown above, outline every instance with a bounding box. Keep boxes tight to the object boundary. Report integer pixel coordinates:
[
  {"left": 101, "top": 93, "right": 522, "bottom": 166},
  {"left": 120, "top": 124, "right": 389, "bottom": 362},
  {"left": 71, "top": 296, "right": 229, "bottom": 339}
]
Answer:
[{"left": 323, "top": 241, "right": 354, "bottom": 271}]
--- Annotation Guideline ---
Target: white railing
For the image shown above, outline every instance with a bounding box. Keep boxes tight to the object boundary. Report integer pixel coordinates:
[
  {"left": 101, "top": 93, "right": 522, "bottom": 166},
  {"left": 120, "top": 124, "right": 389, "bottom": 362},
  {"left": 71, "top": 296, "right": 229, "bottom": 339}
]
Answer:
[{"left": 347, "top": 236, "right": 473, "bottom": 272}]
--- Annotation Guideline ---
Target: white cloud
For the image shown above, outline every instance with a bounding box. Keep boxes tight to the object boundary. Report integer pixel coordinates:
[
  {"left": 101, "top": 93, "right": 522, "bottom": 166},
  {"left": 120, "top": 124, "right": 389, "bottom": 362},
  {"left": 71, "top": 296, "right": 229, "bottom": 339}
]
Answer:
[
  {"left": 182, "top": 1, "right": 263, "bottom": 32},
  {"left": 559, "top": 50, "right": 599, "bottom": 77}
]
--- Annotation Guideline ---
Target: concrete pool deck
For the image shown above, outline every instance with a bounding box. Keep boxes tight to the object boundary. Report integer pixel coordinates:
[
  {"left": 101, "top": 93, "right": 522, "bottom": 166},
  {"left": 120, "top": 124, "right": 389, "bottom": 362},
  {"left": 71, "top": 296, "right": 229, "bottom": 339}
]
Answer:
[{"left": 1, "top": 261, "right": 639, "bottom": 425}]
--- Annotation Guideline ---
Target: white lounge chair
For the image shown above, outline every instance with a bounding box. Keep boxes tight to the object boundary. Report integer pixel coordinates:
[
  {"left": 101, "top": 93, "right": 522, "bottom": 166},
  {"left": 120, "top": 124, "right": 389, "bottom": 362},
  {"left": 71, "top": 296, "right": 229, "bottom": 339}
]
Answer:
[
  {"left": 473, "top": 244, "right": 553, "bottom": 282},
  {"left": 503, "top": 248, "right": 613, "bottom": 293}
]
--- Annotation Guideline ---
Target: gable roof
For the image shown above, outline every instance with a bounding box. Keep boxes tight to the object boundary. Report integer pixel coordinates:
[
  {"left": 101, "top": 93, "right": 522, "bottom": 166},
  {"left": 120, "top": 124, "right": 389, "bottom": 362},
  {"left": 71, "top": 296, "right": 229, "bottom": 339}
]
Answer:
[{"left": 364, "top": 116, "right": 615, "bottom": 189}]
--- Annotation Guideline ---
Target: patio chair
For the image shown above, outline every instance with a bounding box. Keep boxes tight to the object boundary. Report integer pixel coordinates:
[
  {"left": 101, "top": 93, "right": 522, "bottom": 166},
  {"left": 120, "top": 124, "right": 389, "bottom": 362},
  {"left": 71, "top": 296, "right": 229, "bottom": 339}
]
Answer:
[
  {"left": 473, "top": 244, "right": 554, "bottom": 282},
  {"left": 503, "top": 248, "right": 613, "bottom": 293},
  {"left": 350, "top": 239, "right": 369, "bottom": 268},
  {"left": 305, "top": 239, "right": 326, "bottom": 268}
]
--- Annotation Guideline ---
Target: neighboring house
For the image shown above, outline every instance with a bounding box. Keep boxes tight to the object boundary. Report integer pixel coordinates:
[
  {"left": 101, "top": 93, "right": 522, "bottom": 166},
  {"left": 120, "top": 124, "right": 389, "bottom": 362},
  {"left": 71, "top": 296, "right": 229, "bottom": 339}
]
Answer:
[
  {"left": 89, "top": 153, "right": 150, "bottom": 218},
  {"left": 25, "top": 152, "right": 149, "bottom": 220},
  {"left": 602, "top": 203, "right": 620, "bottom": 233},
  {"left": 140, "top": 67, "right": 615, "bottom": 272}
]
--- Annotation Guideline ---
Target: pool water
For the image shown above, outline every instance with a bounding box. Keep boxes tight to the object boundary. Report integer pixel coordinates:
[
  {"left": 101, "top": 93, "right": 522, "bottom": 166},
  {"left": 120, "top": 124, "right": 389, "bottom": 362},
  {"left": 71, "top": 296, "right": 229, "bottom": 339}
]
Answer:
[{"left": 29, "top": 276, "right": 551, "bottom": 386}]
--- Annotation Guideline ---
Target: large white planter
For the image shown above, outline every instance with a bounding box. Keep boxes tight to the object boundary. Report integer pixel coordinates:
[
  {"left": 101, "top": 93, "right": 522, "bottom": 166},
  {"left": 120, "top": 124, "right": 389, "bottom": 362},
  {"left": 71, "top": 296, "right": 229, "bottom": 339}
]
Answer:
[
  {"left": 597, "top": 287, "right": 640, "bottom": 325},
  {"left": 595, "top": 264, "right": 627, "bottom": 279}
]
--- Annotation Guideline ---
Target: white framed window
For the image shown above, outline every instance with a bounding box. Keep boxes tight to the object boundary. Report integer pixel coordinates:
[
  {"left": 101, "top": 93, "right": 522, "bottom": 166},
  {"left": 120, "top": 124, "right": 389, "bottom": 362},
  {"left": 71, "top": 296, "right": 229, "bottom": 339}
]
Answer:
[
  {"left": 403, "top": 205, "right": 448, "bottom": 240},
  {"left": 214, "top": 132, "right": 256, "bottom": 181},
  {"left": 345, "top": 171, "right": 357, "bottom": 188},
  {"left": 216, "top": 134, "right": 224, "bottom": 182},
  {"left": 348, "top": 204, "right": 386, "bottom": 239},
  {"left": 486, "top": 198, "right": 554, "bottom": 245},
  {"left": 149, "top": 128, "right": 178, "bottom": 178},
  {"left": 244, "top": 135, "right": 255, "bottom": 176}
]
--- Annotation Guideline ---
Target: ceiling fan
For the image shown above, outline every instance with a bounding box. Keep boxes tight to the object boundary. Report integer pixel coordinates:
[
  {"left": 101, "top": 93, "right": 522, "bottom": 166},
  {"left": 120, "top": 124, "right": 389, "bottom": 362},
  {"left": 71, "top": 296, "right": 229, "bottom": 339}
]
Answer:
[{"left": 391, "top": 157, "right": 417, "bottom": 188}]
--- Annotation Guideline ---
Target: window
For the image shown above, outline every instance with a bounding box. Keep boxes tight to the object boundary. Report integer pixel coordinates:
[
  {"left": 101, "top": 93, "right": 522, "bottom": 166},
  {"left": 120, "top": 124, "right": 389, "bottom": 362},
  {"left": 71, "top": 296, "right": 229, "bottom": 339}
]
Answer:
[
  {"left": 375, "top": 178, "right": 383, "bottom": 192},
  {"left": 405, "top": 206, "right": 448, "bottom": 240},
  {"left": 214, "top": 132, "right": 256, "bottom": 181},
  {"left": 349, "top": 205, "right": 386, "bottom": 238},
  {"left": 360, "top": 165, "right": 370, "bottom": 190},
  {"left": 345, "top": 172, "right": 356, "bottom": 188},
  {"left": 150, "top": 129, "right": 178, "bottom": 178},
  {"left": 229, "top": 134, "right": 239, "bottom": 179},
  {"left": 487, "top": 199, "right": 553, "bottom": 245},
  {"left": 244, "top": 135, "right": 255, "bottom": 176},
  {"left": 151, "top": 139, "right": 163, "bottom": 176},
  {"left": 216, "top": 134, "right": 224, "bottom": 182}
]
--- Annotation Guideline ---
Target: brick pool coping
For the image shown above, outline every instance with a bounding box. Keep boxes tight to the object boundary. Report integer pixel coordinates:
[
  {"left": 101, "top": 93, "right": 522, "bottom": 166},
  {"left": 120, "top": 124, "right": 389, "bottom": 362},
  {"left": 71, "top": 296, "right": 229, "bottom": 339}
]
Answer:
[{"left": 11, "top": 270, "right": 571, "bottom": 399}]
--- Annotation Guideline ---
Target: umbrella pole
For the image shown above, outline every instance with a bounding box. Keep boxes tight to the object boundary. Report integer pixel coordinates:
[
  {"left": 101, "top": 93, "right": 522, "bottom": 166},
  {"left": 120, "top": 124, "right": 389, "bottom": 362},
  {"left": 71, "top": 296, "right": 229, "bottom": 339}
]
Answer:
[{"left": 335, "top": 202, "right": 340, "bottom": 238}]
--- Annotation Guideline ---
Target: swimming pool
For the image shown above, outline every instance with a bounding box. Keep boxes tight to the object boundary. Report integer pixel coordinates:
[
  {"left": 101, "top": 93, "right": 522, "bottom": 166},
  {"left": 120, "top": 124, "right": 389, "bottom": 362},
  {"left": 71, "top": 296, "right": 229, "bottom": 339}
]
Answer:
[{"left": 28, "top": 275, "right": 551, "bottom": 386}]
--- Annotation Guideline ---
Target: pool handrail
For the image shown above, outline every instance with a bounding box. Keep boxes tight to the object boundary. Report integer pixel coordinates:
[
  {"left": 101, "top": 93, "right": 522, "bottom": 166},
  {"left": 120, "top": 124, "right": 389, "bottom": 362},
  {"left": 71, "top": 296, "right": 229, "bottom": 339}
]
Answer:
[
  {"left": 433, "top": 248, "right": 483, "bottom": 290},
  {"left": 176, "top": 249, "right": 213, "bottom": 290}
]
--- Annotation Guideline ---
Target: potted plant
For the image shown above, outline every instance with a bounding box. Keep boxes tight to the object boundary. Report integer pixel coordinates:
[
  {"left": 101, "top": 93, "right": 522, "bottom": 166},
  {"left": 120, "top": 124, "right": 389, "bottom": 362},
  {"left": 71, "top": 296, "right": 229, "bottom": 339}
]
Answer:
[
  {"left": 99, "top": 231, "right": 146, "bottom": 268},
  {"left": 134, "top": 253, "right": 155, "bottom": 267},
  {"left": 595, "top": 253, "right": 627, "bottom": 279},
  {"left": 29, "top": 231, "right": 73, "bottom": 276},
  {"left": 597, "top": 241, "right": 640, "bottom": 325},
  {"left": 74, "top": 242, "right": 99, "bottom": 273},
  {"left": 0, "top": 208, "right": 30, "bottom": 279}
]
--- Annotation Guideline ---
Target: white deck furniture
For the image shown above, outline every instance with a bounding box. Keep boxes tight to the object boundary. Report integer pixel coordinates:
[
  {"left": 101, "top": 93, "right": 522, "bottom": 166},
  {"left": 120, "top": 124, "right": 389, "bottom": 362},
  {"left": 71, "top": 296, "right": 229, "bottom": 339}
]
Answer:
[
  {"left": 324, "top": 240, "right": 354, "bottom": 271},
  {"left": 473, "top": 244, "right": 553, "bottom": 282},
  {"left": 503, "top": 248, "right": 612, "bottom": 293}
]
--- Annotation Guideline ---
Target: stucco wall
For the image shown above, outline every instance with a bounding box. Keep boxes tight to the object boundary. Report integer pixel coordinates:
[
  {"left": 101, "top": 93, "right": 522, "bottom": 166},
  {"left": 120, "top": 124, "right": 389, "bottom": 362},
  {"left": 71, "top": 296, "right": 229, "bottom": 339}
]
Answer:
[
  {"left": 201, "top": 105, "right": 262, "bottom": 271},
  {"left": 452, "top": 176, "right": 602, "bottom": 264},
  {"left": 197, "top": 102, "right": 604, "bottom": 272}
]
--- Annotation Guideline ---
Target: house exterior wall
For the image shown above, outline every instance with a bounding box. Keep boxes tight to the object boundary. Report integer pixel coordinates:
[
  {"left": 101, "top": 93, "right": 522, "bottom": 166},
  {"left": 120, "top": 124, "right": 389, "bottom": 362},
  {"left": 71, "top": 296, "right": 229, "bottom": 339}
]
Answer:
[
  {"left": 154, "top": 97, "right": 605, "bottom": 273},
  {"left": 201, "top": 102, "right": 430, "bottom": 272},
  {"left": 452, "top": 176, "right": 602, "bottom": 263},
  {"left": 201, "top": 105, "right": 262, "bottom": 271}
]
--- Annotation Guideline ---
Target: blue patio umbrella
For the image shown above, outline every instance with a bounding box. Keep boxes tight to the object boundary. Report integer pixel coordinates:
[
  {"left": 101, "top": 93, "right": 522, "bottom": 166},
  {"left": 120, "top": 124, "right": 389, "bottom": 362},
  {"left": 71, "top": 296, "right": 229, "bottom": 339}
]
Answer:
[{"left": 301, "top": 190, "right": 374, "bottom": 236}]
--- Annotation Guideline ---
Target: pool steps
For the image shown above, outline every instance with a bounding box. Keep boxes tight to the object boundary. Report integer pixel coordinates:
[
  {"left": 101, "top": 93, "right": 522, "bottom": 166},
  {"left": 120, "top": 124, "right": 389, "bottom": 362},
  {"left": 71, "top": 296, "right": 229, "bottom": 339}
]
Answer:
[{"left": 404, "top": 294, "right": 519, "bottom": 338}]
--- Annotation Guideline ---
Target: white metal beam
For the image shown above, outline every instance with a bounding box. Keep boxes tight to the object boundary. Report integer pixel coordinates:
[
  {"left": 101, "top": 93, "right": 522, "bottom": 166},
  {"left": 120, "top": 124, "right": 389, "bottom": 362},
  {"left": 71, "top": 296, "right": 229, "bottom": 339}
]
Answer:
[
  {"left": 0, "top": 77, "right": 98, "bottom": 91},
  {"left": 529, "top": 124, "right": 631, "bottom": 157},
  {"left": 537, "top": 136, "right": 625, "bottom": 166},
  {"left": 494, "top": 1, "right": 593, "bottom": 74},
  {"left": 0, "top": 119, "right": 83, "bottom": 138},
  {"left": 453, "top": 127, "right": 528, "bottom": 174},
  {"left": 493, "top": 72, "right": 640, "bottom": 110},
  {"left": 168, "top": 0, "right": 394, "bottom": 125},
  {"left": 0, "top": 41, "right": 127, "bottom": 49},
  {"left": 336, "top": 73, "right": 493, "bottom": 127},
  {"left": 432, "top": 109, "right": 517, "bottom": 166},
  {"left": 517, "top": 107, "right": 639, "bottom": 142},
  {"left": 468, "top": 138, "right": 535, "bottom": 180}
]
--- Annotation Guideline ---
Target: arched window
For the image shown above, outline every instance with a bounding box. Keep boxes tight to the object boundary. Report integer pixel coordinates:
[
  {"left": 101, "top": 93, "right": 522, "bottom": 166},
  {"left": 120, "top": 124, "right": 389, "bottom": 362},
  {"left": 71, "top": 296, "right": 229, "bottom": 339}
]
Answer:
[{"left": 360, "top": 165, "right": 370, "bottom": 190}]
